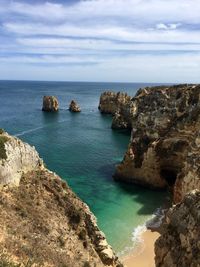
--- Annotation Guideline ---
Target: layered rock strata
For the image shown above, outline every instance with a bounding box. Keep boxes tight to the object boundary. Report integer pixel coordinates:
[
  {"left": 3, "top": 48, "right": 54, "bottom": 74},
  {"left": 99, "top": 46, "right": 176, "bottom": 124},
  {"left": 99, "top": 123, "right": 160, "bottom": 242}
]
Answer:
[
  {"left": 0, "top": 131, "right": 122, "bottom": 267},
  {"left": 155, "top": 190, "right": 200, "bottom": 267},
  {"left": 0, "top": 130, "right": 43, "bottom": 185},
  {"left": 69, "top": 100, "right": 81, "bottom": 112},
  {"left": 100, "top": 85, "right": 200, "bottom": 203},
  {"left": 42, "top": 96, "right": 59, "bottom": 111},
  {"left": 98, "top": 92, "right": 131, "bottom": 129}
]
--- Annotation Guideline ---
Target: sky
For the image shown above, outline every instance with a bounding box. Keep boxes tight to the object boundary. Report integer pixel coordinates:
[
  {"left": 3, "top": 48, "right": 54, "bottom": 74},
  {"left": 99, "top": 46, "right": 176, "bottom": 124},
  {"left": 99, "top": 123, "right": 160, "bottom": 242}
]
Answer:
[{"left": 0, "top": 0, "right": 200, "bottom": 83}]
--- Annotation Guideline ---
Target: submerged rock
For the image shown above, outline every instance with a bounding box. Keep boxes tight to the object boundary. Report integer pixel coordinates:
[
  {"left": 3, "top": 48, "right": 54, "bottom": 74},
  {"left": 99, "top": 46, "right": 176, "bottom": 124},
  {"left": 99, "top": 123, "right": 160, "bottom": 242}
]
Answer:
[
  {"left": 100, "top": 84, "right": 200, "bottom": 203},
  {"left": 155, "top": 190, "right": 200, "bottom": 267},
  {"left": 69, "top": 100, "right": 81, "bottom": 112},
  {"left": 0, "top": 131, "right": 122, "bottom": 267},
  {"left": 42, "top": 96, "right": 59, "bottom": 112}
]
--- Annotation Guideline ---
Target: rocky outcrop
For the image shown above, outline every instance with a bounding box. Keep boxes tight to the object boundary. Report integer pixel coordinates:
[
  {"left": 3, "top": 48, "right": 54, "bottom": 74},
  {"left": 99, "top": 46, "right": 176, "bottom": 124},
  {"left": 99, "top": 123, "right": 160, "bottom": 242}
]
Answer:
[
  {"left": 42, "top": 96, "right": 59, "bottom": 112},
  {"left": 0, "top": 130, "right": 43, "bottom": 185},
  {"left": 98, "top": 92, "right": 131, "bottom": 129},
  {"left": 0, "top": 131, "right": 122, "bottom": 267},
  {"left": 99, "top": 85, "right": 200, "bottom": 203},
  {"left": 155, "top": 190, "right": 200, "bottom": 267},
  {"left": 69, "top": 100, "right": 81, "bottom": 112}
]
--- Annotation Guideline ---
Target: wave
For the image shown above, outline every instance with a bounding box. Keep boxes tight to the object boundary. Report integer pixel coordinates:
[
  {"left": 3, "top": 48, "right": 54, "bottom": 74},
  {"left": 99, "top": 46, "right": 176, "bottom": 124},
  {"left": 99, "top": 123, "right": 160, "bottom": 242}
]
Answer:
[
  {"left": 15, "top": 126, "right": 45, "bottom": 137},
  {"left": 118, "top": 206, "right": 166, "bottom": 258},
  {"left": 15, "top": 119, "right": 69, "bottom": 137}
]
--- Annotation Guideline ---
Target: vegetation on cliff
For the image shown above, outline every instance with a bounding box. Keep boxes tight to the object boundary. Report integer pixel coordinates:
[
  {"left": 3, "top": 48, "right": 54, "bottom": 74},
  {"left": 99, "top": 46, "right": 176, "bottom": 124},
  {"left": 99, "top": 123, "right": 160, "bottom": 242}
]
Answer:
[{"left": 0, "top": 132, "right": 122, "bottom": 267}]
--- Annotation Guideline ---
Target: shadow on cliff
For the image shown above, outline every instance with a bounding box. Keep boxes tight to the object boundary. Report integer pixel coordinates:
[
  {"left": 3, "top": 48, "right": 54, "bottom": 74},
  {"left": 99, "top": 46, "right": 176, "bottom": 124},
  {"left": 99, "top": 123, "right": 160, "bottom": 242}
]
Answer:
[
  {"left": 98, "top": 163, "right": 168, "bottom": 216},
  {"left": 116, "top": 182, "right": 168, "bottom": 215}
]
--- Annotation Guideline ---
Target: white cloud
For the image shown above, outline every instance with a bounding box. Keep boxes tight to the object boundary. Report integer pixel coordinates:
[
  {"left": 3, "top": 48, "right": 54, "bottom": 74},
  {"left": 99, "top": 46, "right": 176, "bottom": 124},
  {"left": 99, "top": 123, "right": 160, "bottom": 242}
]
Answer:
[
  {"left": 156, "top": 23, "right": 181, "bottom": 30},
  {"left": 0, "top": 0, "right": 200, "bottom": 82}
]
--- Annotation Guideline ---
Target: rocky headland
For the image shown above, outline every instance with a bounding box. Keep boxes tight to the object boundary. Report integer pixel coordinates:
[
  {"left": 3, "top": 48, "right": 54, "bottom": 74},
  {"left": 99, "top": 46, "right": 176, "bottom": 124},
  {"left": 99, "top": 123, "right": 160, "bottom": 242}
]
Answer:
[
  {"left": 99, "top": 84, "right": 200, "bottom": 203},
  {"left": 69, "top": 100, "right": 81, "bottom": 112},
  {"left": 0, "top": 130, "right": 122, "bottom": 267},
  {"left": 42, "top": 96, "right": 59, "bottom": 112},
  {"left": 99, "top": 85, "right": 200, "bottom": 267}
]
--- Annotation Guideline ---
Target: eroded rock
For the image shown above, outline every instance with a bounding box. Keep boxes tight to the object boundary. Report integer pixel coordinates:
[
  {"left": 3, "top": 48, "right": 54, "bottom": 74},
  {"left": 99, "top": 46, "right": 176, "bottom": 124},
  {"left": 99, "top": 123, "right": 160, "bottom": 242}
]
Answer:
[
  {"left": 69, "top": 100, "right": 81, "bottom": 112},
  {"left": 155, "top": 190, "right": 200, "bottom": 267},
  {"left": 0, "top": 131, "right": 43, "bottom": 185},
  {"left": 42, "top": 96, "right": 59, "bottom": 112},
  {"left": 100, "top": 85, "right": 200, "bottom": 203}
]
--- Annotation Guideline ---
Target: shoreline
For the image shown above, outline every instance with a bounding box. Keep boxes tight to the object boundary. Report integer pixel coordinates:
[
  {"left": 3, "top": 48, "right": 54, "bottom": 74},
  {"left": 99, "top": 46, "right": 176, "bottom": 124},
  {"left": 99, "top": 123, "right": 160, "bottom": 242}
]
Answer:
[{"left": 121, "top": 230, "right": 159, "bottom": 267}]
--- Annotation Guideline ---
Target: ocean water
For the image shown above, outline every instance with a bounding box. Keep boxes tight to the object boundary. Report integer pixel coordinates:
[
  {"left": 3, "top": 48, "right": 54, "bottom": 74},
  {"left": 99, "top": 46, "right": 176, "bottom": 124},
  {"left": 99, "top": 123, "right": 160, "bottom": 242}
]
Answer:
[{"left": 0, "top": 80, "right": 167, "bottom": 253}]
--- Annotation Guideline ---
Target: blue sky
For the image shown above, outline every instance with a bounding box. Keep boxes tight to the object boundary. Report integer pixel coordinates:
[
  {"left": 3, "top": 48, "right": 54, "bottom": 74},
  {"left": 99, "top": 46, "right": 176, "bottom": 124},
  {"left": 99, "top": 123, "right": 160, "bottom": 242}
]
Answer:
[{"left": 0, "top": 0, "right": 200, "bottom": 82}]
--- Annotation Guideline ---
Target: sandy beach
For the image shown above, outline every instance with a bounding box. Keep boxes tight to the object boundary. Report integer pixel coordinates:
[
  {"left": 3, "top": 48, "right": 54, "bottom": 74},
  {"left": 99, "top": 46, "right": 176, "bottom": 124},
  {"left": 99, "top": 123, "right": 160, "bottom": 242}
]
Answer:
[{"left": 121, "top": 230, "right": 159, "bottom": 267}]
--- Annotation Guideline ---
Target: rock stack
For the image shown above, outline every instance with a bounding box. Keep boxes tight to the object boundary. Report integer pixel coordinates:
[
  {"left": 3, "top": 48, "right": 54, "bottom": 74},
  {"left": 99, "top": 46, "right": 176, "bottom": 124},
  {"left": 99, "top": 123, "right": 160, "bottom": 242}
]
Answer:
[
  {"left": 69, "top": 100, "right": 81, "bottom": 112},
  {"left": 42, "top": 96, "right": 59, "bottom": 112}
]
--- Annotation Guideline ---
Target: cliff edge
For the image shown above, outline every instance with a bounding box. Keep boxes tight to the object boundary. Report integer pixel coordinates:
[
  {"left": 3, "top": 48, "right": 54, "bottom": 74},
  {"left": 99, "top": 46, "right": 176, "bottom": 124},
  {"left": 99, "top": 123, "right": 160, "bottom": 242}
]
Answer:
[{"left": 0, "top": 130, "right": 122, "bottom": 267}]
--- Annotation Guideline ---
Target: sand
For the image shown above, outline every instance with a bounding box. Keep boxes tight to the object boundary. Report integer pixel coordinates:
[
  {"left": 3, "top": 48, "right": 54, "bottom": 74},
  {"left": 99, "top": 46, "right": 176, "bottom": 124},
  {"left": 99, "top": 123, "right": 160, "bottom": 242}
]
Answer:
[{"left": 121, "top": 230, "right": 159, "bottom": 267}]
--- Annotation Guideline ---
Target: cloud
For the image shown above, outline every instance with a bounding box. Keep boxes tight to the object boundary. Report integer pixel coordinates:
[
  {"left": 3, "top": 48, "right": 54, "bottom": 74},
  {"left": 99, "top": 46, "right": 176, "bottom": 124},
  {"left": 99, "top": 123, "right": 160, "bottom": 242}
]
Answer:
[
  {"left": 156, "top": 23, "right": 181, "bottom": 30},
  {"left": 0, "top": 0, "right": 200, "bottom": 82}
]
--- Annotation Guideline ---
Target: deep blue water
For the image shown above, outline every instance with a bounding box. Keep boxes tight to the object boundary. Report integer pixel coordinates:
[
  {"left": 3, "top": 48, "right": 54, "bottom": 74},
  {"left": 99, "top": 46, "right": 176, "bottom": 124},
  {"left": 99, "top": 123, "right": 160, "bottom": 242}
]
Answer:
[{"left": 0, "top": 80, "right": 167, "bottom": 252}]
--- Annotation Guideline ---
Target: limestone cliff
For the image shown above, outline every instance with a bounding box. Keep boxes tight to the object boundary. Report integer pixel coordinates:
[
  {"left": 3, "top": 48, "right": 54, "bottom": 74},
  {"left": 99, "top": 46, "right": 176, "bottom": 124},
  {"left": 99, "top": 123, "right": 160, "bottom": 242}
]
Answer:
[
  {"left": 42, "top": 96, "right": 59, "bottom": 112},
  {"left": 0, "top": 129, "right": 43, "bottom": 185},
  {"left": 0, "top": 131, "right": 122, "bottom": 267},
  {"left": 155, "top": 190, "right": 200, "bottom": 267},
  {"left": 100, "top": 85, "right": 200, "bottom": 203}
]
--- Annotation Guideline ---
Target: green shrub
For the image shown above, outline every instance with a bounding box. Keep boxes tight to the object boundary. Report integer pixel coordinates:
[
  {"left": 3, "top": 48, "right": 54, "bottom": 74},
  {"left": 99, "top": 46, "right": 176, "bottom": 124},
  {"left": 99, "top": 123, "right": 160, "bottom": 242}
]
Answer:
[
  {"left": 0, "top": 136, "right": 9, "bottom": 159},
  {"left": 0, "top": 128, "right": 5, "bottom": 134}
]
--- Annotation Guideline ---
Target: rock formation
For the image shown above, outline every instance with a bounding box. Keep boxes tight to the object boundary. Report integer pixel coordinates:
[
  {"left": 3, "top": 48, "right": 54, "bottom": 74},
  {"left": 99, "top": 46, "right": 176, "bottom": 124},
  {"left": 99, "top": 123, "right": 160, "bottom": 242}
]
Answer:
[
  {"left": 0, "top": 129, "right": 43, "bottom": 185},
  {"left": 98, "top": 92, "right": 131, "bottom": 129},
  {"left": 0, "top": 131, "right": 122, "bottom": 267},
  {"left": 42, "top": 96, "right": 59, "bottom": 112},
  {"left": 69, "top": 100, "right": 81, "bottom": 112},
  {"left": 155, "top": 190, "right": 200, "bottom": 267},
  {"left": 100, "top": 85, "right": 200, "bottom": 203}
]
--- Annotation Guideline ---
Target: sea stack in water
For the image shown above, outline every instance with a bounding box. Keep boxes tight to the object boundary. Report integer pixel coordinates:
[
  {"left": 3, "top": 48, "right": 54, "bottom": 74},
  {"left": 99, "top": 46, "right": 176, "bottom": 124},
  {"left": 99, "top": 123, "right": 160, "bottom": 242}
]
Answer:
[
  {"left": 69, "top": 100, "right": 81, "bottom": 112},
  {"left": 42, "top": 96, "right": 59, "bottom": 112},
  {"left": 0, "top": 131, "right": 122, "bottom": 267},
  {"left": 155, "top": 190, "right": 200, "bottom": 267},
  {"left": 98, "top": 91, "right": 131, "bottom": 115}
]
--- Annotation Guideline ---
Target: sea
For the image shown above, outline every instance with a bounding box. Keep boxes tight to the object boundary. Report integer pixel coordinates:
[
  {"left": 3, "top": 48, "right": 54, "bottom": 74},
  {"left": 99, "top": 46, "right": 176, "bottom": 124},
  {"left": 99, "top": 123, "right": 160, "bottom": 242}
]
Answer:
[{"left": 0, "top": 80, "right": 168, "bottom": 254}]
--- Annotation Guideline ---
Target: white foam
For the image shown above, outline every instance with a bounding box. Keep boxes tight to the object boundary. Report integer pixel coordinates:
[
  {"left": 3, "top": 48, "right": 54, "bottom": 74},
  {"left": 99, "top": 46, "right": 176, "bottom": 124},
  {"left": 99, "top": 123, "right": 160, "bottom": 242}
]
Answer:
[
  {"left": 118, "top": 206, "right": 166, "bottom": 258},
  {"left": 15, "top": 126, "right": 44, "bottom": 137},
  {"left": 15, "top": 119, "right": 68, "bottom": 137}
]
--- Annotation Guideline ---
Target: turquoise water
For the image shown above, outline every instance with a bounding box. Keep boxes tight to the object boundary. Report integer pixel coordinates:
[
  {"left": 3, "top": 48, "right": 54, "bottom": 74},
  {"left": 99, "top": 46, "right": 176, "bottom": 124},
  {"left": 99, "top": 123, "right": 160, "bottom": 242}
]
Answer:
[{"left": 0, "top": 81, "right": 167, "bottom": 253}]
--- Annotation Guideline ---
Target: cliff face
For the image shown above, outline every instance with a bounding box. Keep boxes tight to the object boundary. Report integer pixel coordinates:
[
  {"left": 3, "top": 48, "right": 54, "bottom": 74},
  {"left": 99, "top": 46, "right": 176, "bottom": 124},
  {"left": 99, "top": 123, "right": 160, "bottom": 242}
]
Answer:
[
  {"left": 0, "top": 131, "right": 122, "bottom": 267},
  {"left": 100, "top": 85, "right": 200, "bottom": 203},
  {"left": 155, "top": 190, "right": 200, "bottom": 267},
  {"left": 0, "top": 130, "right": 43, "bottom": 185},
  {"left": 42, "top": 96, "right": 59, "bottom": 112},
  {"left": 98, "top": 92, "right": 132, "bottom": 129}
]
